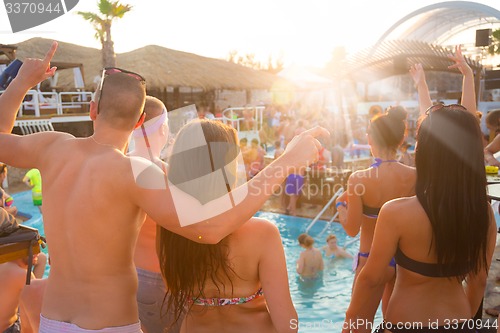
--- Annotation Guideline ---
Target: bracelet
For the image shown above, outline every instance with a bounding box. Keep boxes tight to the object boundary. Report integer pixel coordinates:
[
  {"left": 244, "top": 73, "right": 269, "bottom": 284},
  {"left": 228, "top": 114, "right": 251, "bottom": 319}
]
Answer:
[{"left": 336, "top": 201, "right": 347, "bottom": 209}]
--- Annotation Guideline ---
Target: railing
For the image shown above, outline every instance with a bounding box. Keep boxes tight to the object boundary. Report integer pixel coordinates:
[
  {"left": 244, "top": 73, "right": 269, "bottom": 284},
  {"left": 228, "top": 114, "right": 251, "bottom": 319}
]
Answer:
[
  {"left": 305, "top": 187, "right": 344, "bottom": 234},
  {"left": 15, "top": 119, "right": 54, "bottom": 135},
  {"left": 222, "top": 106, "right": 265, "bottom": 132},
  {"left": 0, "top": 89, "right": 93, "bottom": 117}
]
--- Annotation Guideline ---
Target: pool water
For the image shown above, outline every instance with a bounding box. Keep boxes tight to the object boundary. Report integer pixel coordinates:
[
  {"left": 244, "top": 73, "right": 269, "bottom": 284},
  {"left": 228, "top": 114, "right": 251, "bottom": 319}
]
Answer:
[
  {"left": 12, "top": 191, "right": 383, "bottom": 331},
  {"left": 12, "top": 191, "right": 49, "bottom": 277},
  {"left": 256, "top": 211, "right": 383, "bottom": 332}
]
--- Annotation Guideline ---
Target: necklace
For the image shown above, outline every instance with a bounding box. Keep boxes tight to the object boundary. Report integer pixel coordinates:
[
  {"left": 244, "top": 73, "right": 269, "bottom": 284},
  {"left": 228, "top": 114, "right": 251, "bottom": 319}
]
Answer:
[
  {"left": 90, "top": 135, "right": 121, "bottom": 151},
  {"left": 370, "top": 158, "right": 399, "bottom": 168}
]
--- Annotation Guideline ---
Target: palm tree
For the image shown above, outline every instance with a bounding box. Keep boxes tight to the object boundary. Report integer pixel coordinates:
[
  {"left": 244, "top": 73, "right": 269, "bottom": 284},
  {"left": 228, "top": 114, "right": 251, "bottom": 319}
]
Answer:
[{"left": 77, "top": 0, "right": 132, "bottom": 68}]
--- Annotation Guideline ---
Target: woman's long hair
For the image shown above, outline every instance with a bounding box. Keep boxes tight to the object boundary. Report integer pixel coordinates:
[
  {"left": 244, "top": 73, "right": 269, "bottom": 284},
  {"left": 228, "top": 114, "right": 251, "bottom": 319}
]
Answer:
[
  {"left": 415, "top": 107, "right": 489, "bottom": 280},
  {"left": 157, "top": 119, "right": 240, "bottom": 324}
]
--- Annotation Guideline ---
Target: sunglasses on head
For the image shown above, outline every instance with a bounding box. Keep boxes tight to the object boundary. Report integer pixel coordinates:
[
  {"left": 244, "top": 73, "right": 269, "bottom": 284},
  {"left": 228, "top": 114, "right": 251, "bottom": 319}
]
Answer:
[
  {"left": 424, "top": 103, "right": 467, "bottom": 115},
  {"left": 97, "top": 67, "right": 146, "bottom": 121}
]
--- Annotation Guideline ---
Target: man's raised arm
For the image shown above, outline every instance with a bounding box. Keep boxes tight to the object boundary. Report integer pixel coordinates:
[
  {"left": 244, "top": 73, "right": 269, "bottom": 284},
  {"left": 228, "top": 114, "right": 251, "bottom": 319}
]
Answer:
[
  {"left": 135, "top": 126, "right": 329, "bottom": 244},
  {"left": 0, "top": 41, "right": 57, "bottom": 133}
]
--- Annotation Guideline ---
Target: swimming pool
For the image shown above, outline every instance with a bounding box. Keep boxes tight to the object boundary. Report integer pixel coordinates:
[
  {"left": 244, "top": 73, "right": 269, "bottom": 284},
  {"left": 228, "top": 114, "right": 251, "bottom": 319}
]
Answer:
[
  {"left": 12, "top": 190, "right": 48, "bottom": 277},
  {"left": 12, "top": 191, "right": 382, "bottom": 331},
  {"left": 256, "top": 211, "right": 383, "bottom": 332}
]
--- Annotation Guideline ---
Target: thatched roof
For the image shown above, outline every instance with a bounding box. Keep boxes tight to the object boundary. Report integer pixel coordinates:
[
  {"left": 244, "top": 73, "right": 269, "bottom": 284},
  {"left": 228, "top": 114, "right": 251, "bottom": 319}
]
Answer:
[
  {"left": 117, "top": 45, "right": 278, "bottom": 90},
  {"left": 11, "top": 38, "right": 279, "bottom": 91},
  {"left": 14, "top": 38, "right": 101, "bottom": 89}
]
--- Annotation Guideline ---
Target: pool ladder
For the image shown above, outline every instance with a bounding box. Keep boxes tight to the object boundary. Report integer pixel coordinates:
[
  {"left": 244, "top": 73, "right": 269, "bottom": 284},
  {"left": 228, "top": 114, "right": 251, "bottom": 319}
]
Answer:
[{"left": 305, "top": 187, "right": 344, "bottom": 235}]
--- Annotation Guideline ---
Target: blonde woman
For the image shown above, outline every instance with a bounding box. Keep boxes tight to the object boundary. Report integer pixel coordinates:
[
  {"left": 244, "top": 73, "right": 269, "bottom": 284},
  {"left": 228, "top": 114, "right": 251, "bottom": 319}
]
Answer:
[{"left": 297, "top": 233, "right": 324, "bottom": 279}]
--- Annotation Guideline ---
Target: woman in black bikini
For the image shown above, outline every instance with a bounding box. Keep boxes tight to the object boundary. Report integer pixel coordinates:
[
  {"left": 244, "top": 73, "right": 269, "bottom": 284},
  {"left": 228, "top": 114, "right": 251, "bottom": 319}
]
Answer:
[
  {"left": 337, "top": 107, "right": 416, "bottom": 316},
  {"left": 343, "top": 105, "right": 497, "bottom": 332},
  {"left": 157, "top": 120, "right": 297, "bottom": 333}
]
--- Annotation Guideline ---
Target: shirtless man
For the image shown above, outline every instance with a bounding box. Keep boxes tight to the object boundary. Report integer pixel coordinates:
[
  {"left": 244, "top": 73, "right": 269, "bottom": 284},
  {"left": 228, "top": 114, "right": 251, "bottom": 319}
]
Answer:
[
  {"left": 128, "top": 96, "right": 180, "bottom": 333},
  {"left": 0, "top": 42, "right": 327, "bottom": 332}
]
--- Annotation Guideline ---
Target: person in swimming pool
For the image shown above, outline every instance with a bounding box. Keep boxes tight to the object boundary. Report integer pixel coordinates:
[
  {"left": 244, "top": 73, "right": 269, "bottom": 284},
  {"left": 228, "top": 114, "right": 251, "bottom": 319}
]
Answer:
[
  {"left": 336, "top": 107, "right": 416, "bottom": 316},
  {"left": 321, "top": 234, "right": 353, "bottom": 260},
  {"left": 296, "top": 233, "right": 324, "bottom": 279},
  {"left": 158, "top": 120, "right": 297, "bottom": 333},
  {"left": 0, "top": 42, "right": 326, "bottom": 333},
  {"left": 343, "top": 105, "right": 497, "bottom": 333}
]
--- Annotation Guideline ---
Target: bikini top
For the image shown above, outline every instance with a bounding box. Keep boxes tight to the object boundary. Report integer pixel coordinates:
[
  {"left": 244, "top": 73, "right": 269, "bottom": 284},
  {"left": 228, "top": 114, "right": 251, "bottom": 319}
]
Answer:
[
  {"left": 191, "top": 288, "right": 264, "bottom": 306},
  {"left": 395, "top": 247, "right": 469, "bottom": 278},
  {"left": 325, "top": 251, "right": 336, "bottom": 259},
  {"left": 362, "top": 204, "right": 381, "bottom": 218}
]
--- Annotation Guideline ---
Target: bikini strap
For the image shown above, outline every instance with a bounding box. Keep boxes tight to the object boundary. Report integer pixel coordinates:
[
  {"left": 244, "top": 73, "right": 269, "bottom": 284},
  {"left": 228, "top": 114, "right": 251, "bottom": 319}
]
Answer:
[{"left": 370, "top": 158, "right": 399, "bottom": 168}]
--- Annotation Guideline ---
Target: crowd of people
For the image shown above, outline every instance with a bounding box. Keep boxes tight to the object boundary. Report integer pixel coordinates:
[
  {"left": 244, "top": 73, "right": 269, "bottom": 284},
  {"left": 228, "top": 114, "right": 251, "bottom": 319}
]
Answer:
[{"left": 1, "top": 41, "right": 500, "bottom": 333}]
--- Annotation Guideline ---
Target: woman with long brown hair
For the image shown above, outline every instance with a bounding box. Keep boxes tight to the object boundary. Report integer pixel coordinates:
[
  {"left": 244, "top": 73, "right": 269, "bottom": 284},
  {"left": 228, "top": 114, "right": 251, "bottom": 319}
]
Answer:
[
  {"left": 157, "top": 119, "right": 297, "bottom": 333},
  {"left": 343, "top": 105, "right": 496, "bottom": 333}
]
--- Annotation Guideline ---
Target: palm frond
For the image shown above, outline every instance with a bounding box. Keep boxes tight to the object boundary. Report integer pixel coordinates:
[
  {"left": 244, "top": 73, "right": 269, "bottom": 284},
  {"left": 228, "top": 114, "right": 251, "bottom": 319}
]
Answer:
[
  {"left": 112, "top": 4, "right": 132, "bottom": 18},
  {"left": 98, "top": 0, "right": 113, "bottom": 15},
  {"left": 76, "top": 11, "right": 104, "bottom": 25}
]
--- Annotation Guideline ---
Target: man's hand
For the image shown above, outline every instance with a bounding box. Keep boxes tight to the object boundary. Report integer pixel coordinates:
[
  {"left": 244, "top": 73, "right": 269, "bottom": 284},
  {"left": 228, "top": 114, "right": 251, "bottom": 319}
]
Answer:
[{"left": 14, "top": 41, "right": 58, "bottom": 89}]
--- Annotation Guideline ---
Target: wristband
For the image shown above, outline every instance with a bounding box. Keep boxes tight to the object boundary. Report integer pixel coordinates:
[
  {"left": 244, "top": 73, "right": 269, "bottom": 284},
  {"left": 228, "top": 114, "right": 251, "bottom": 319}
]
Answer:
[{"left": 336, "top": 201, "right": 347, "bottom": 209}]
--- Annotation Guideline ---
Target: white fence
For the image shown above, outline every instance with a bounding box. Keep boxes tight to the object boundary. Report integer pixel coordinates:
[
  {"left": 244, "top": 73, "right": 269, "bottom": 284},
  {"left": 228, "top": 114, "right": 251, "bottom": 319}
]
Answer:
[{"left": 0, "top": 89, "right": 93, "bottom": 117}]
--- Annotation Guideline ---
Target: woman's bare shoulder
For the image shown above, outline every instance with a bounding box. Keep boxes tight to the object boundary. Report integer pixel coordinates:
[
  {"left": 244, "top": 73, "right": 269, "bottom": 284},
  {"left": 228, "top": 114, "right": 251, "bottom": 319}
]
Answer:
[
  {"left": 237, "top": 217, "right": 279, "bottom": 236},
  {"left": 383, "top": 196, "right": 418, "bottom": 208},
  {"left": 380, "top": 196, "right": 421, "bottom": 221}
]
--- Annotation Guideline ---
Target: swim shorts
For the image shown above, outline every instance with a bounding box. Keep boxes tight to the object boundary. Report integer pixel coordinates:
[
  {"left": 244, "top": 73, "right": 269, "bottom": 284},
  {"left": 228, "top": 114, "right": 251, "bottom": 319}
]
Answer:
[
  {"left": 39, "top": 315, "right": 142, "bottom": 333},
  {"left": 137, "top": 268, "right": 182, "bottom": 333},
  {"left": 285, "top": 174, "right": 305, "bottom": 195}
]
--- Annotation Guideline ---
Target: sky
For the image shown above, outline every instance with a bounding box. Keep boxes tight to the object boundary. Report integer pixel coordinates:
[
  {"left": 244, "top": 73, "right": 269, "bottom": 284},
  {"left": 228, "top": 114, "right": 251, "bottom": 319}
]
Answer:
[{"left": 0, "top": 0, "right": 499, "bottom": 68}]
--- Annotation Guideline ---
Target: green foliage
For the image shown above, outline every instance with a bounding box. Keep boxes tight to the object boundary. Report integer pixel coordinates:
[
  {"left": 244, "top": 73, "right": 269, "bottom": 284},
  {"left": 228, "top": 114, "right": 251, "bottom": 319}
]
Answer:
[
  {"left": 98, "top": 0, "right": 132, "bottom": 19},
  {"left": 77, "top": 0, "right": 132, "bottom": 41},
  {"left": 488, "top": 29, "right": 500, "bottom": 55},
  {"left": 76, "top": 0, "right": 132, "bottom": 67}
]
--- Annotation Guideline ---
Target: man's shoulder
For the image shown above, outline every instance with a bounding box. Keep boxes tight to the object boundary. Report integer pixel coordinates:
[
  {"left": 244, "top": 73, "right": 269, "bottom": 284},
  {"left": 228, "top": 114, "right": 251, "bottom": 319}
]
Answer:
[
  {"left": 36, "top": 132, "right": 77, "bottom": 152},
  {"left": 37, "top": 131, "right": 73, "bottom": 140}
]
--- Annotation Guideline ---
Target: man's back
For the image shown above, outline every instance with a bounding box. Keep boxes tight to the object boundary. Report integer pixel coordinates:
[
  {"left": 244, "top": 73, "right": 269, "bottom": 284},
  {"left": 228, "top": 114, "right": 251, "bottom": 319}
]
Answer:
[{"left": 40, "top": 135, "right": 146, "bottom": 328}]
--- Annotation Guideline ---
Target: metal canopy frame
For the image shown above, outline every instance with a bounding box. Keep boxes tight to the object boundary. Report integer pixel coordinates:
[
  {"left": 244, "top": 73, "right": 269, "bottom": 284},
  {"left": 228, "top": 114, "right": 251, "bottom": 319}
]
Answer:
[{"left": 341, "top": 40, "right": 482, "bottom": 83}]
